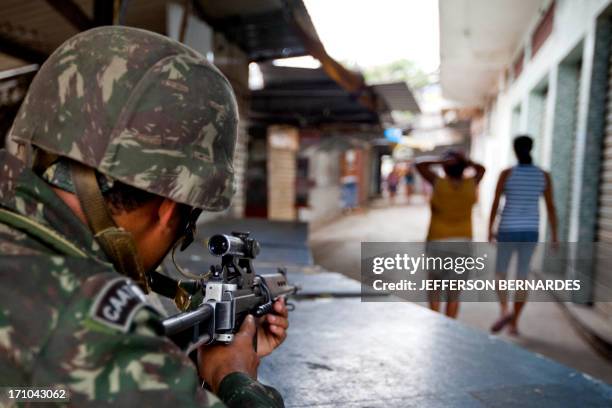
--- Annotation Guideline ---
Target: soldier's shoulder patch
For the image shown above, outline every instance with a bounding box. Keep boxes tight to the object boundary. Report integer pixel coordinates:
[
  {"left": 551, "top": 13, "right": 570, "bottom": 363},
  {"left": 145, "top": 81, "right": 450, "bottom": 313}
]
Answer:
[{"left": 89, "top": 277, "right": 152, "bottom": 332}]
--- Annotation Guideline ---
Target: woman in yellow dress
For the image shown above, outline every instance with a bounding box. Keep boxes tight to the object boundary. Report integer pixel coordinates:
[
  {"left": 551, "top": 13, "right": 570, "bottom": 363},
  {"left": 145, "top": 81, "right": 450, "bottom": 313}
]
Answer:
[{"left": 416, "top": 150, "right": 486, "bottom": 318}]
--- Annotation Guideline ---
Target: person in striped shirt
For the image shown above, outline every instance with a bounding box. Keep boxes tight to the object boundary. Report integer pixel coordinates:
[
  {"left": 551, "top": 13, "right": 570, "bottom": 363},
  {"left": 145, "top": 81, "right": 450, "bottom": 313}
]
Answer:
[{"left": 488, "top": 135, "right": 558, "bottom": 335}]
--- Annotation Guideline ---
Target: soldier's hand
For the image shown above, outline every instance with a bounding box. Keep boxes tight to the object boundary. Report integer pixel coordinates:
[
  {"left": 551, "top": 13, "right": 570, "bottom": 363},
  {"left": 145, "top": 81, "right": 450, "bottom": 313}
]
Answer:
[
  {"left": 198, "top": 315, "right": 260, "bottom": 393},
  {"left": 257, "top": 297, "right": 289, "bottom": 357}
]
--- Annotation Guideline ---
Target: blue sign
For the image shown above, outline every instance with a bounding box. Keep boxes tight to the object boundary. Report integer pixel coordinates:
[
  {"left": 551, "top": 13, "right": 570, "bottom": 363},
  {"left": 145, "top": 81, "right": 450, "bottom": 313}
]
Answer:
[{"left": 384, "top": 128, "right": 402, "bottom": 143}]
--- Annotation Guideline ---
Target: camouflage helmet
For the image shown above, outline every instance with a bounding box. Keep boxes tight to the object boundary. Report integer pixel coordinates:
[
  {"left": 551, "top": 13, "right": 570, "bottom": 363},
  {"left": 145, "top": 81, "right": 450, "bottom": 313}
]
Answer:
[{"left": 9, "top": 26, "right": 238, "bottom": 211}]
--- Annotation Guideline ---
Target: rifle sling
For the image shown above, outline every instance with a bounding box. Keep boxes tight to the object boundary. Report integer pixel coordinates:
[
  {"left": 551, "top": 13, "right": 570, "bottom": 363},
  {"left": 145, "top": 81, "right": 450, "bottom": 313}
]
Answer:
[{"left": 148, "top": 270, "right": 180, "bottom": 298}]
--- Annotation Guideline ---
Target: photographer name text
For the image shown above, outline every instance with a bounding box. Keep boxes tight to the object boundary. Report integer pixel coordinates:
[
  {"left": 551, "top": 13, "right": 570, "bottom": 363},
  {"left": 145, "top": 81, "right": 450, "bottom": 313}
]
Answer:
[{"left": 371, "top": 279, "right": 581, "bottom": 291}]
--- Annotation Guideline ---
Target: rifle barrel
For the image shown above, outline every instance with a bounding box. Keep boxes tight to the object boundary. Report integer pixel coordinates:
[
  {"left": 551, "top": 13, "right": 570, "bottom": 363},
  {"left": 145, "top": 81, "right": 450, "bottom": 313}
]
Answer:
[{"left": 162, "top": 303, "right": 214, "bottom": 336}]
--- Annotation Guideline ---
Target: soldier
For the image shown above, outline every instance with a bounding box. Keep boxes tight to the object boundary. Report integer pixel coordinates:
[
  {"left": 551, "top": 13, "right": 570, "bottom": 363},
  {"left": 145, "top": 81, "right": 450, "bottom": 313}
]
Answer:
[{"left": 0, "top": 26, "right": 288, "bottom": 407}]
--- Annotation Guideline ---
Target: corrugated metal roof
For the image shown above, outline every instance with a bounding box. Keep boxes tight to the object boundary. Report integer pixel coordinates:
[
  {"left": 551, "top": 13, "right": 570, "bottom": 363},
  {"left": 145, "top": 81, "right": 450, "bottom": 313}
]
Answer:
[
  {"left": 192, "top": 0, "right": 315, "bottom": 61},
  {"left": 0, "top": 54, "right": 27, "bottom": 72},
  {"left": 0, "top": 0, "right": 170, "bottom": 71},
  {"left": 371, "top": 82, "right": 420, "bottom": 113},
  {"left": 251, "top": 63, "right": 380, "bottom": 126},
  {"left": 0, "top": 0, "right": 379, "bottom": 122},
  {"left": 0, "top": 0, "right": 317, "bottom": 69},
  {"left": 0, "top": 0, "right": 87, "bottom": 58},
  {"left": 199, "top": 0, "right": 282, "bottom": 19}
]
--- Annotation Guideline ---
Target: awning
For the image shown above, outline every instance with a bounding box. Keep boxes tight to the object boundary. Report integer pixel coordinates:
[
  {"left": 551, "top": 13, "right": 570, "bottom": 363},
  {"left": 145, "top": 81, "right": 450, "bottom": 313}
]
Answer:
[
  {"left": 252, "top": 63, "right": 424, "bottom": 127},
  {"left": 371, "top": 82, "right": 420, "bottom": 113},
  {"left": 0, "top": 0, "right": 378, "bottom": 115},
  {"left": 251, "top": 63, "right": 380, "bottom": 126},
  {"left": 0, "top": 0, "right": 321, "bottom": 68},
  {"left": 191, "top": 0, "right": 312, "bottom": 61}
]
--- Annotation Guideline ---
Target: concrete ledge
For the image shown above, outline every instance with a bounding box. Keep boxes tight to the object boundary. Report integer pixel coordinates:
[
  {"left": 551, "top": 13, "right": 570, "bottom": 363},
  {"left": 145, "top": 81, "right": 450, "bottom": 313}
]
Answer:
[
  {"left": 259, "top": 298, "right": 612, "bottom": 407},
  {"left": 561, "top": 302, "right": 612, "bottom": 361}
]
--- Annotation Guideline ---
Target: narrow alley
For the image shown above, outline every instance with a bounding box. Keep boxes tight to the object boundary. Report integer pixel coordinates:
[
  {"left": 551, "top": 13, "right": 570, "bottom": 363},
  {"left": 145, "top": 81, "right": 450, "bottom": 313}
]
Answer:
[{"left": 310, "top": 195, "right": 612, "bottom": 384}]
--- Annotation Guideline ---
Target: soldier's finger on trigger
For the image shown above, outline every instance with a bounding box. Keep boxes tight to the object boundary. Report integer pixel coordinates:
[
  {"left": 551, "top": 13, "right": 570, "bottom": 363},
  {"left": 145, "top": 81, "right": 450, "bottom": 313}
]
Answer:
[
  {"left": 274, "top": 300, "right": 288, "bottom": 316},
  {"left": 267, "top": 314, "right": 289, "bottom": 329},
  {"left": 237, "top": 315, "right": 257, "bottom": 339}
]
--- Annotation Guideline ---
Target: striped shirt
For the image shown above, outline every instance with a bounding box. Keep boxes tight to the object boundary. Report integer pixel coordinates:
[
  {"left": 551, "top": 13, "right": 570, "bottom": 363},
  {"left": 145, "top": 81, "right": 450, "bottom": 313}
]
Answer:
[{"left": 498, "top": 164, "right": 546, "bottom": 232}]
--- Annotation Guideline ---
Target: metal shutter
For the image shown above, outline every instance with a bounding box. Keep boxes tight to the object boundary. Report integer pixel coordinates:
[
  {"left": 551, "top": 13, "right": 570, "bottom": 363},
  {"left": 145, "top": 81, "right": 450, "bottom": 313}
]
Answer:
[
  {"left": 596, "top": 48, "right": 612, "bottom": 242},
  {"left": 595, "top": 40, "right": 612, "bottom": 318}
]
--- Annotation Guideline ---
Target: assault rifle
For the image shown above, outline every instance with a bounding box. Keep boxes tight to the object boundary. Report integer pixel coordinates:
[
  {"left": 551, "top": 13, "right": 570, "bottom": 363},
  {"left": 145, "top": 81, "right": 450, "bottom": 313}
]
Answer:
[{"left": 161, "top": 232, "right": 297, "bottom": 354}]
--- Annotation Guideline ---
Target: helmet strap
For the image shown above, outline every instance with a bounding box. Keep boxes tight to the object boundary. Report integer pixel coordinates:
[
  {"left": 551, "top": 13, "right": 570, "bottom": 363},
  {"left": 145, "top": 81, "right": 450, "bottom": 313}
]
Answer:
[
  {"left": 32, "top": 149, "right": 59, "bottom": 176},
  {"left": 70, "top": 161, "right": 150, "bottom": 292}
]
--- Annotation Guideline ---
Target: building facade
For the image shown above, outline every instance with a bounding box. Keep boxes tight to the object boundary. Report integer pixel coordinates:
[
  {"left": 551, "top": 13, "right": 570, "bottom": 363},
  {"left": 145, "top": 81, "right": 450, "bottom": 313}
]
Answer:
[
  {"left": 441, "top": 0, "right": 612, "bottom": 317},
  {"left": 442, "top": 0, "right": 612, "bottom": 240}
]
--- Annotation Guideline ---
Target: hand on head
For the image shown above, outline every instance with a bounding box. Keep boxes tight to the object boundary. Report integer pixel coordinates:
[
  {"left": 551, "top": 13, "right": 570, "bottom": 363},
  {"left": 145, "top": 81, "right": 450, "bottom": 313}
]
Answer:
[{"left": 442, "top": 151, "right": 466, "bottom": 165}]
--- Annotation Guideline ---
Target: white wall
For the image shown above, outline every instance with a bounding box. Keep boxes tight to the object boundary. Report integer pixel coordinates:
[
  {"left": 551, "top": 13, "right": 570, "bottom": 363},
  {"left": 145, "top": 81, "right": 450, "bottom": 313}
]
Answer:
[
  {"left": 471, "top": 0, "right": 611, "bottom": 232},
  {"left": 302, "top": 149, "right": 342, "bottom": 229}
]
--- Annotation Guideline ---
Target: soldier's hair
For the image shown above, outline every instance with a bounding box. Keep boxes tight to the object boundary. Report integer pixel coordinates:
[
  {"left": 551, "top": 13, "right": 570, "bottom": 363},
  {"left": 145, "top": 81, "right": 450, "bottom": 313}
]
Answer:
[
  {"left": 40, "top": 157, "right": 188, "bottom": 216},
  {"left": 103, "top": 179, "right": 194, "bottom": 231},
  {"left": 103, "top": 180, "right": 159, "bottom": 214}
]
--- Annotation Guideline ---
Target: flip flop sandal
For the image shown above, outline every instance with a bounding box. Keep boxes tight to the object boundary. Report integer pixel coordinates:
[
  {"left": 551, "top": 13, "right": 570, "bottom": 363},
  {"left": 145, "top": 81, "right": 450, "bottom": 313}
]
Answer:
[{"left": 490, "top": 314, "right": 513, "bottom": 333}]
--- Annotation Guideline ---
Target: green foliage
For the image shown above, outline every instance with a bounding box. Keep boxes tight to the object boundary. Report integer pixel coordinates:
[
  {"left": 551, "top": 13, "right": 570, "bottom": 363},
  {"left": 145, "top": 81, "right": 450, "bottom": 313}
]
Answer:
[{"left": 363, "top": 59, "right": 430, "bottom": 90}]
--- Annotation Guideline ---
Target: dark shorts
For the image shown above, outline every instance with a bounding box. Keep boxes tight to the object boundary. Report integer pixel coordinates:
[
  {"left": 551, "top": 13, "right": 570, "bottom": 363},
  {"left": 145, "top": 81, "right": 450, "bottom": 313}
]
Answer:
[
  {"left": 495, "top": 230, "right": 538, "bottom": 279},
  {"left": 425, "top": 240, "right": 472, "bottom": 281}
]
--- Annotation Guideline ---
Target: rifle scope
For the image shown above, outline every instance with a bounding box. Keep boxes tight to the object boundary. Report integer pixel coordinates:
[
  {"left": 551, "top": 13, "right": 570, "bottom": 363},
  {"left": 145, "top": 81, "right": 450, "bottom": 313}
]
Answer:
[{"left": 208, "top": 232, "right": 260, "bottom": 258}]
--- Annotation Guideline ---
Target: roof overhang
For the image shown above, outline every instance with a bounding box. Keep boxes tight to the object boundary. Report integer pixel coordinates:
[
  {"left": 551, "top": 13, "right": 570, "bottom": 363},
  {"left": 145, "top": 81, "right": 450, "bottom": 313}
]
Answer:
[
  {"left": 439, "top": 0, "right": 546, "bottom": 105},
  {"left": 192, "top": 0, "right": 315, "bottom": 61},
  {"left": 252, "top": 63, "right": 424, "bottom": 128},
  {"left": 251, "top": 63, "right": 380, "bottom": 126},
  {"left": 371, "top": 82, "right": 420, "bottom": 113},
  {"left": 0, "top": 0, "right": 320, "bottom": 69},
  {"left": 0, "top": 0, "right": 379, "bottom": 120}
]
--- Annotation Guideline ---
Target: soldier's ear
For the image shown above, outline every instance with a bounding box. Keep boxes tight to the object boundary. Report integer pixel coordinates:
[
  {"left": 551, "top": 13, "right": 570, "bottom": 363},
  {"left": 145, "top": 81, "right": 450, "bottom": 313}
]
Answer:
[{"left": 157, "top": 198, "right": 180, "bottom": 230}]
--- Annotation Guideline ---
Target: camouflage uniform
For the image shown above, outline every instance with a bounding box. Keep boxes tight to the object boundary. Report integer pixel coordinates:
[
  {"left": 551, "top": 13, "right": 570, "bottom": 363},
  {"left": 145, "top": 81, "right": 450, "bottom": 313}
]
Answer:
[{"left": 0, "top": 26, "right": 283, "bottom": 407}]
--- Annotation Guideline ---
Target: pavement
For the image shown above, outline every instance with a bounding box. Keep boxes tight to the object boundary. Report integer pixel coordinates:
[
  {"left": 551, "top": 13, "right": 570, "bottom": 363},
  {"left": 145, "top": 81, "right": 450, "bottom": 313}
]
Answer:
[
  {"left": 178, "top": 213, "right": 612, "bottom": 406},
  {"left": 310, "top": 195, "right": 612, "bottom": 385},
  {"left": 259, "top": 298, "right": 612, "bottom": 407}
]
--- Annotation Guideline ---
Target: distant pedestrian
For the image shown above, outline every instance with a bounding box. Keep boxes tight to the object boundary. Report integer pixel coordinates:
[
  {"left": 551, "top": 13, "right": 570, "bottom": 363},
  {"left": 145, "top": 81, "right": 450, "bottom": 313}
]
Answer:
[
  {"left": 488, "top": 135, "right": 558, "bottom": 335},
  {"left": 416, "top": 150, "right": 486, "bottom": 318},
  {"left": 341, "top": 174, "right": 358, "bottom": 211},
  {"left": 341, "top": 150, "right": 360, "bottom": 212},
  {"left": 386, "top": 164, "right": 402, "bottom": 203},
  {"left": 404, "top": 162, "right": 416, "bottom": 201}
]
